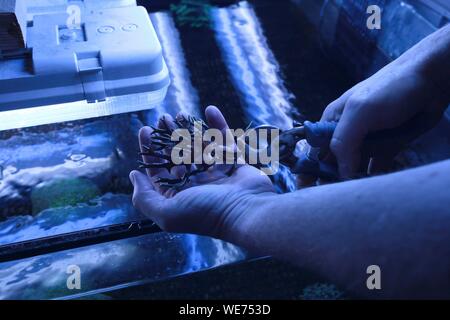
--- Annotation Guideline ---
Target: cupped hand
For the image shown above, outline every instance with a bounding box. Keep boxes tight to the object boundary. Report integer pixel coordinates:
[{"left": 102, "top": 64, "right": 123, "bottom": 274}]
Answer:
[{"left": 129, "top": 106, "right": 275, "bottom": 239}]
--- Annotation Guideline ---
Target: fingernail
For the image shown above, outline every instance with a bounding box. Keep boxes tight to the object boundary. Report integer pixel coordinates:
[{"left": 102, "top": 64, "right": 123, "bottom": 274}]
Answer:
[{"left": 208, "top": 105, "right": 220, "bottom": 116}]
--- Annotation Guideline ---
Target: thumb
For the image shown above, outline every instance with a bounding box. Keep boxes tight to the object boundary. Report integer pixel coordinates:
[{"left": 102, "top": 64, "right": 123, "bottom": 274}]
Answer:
[
  {"left": 329, "top": 107, "right": 368, "bottom": 179},
  {"left": 129, "top": 170, "right": 167, "bottom": 219},
  {"left": 205, "top": 105, "right": 229, "bottom": 132}
]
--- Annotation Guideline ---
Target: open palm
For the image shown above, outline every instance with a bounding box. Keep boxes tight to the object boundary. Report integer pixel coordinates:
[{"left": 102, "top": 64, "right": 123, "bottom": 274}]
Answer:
[{"left": 130, "top": 106, "right": 275, "bottom": 239}]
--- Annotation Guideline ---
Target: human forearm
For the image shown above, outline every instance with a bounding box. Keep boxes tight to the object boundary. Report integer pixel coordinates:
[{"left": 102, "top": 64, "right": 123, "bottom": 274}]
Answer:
[
  {"left": 398, "top": 24, "right": 450, "bottom": 104},
  {"left": 233, "top": 160, "right": 450, "bottom": 298}
]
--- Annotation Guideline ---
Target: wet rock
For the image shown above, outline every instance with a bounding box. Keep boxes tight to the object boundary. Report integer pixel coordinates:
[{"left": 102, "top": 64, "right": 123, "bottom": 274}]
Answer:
[
  {"left": 0, "top": 114, "right": 143, "bottom": 219},
  {"left": 30, "top": 178, "right": 101, "bottom": 214}
]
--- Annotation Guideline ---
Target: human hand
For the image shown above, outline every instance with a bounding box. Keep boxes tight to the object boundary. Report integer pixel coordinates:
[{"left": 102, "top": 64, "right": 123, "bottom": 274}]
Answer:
[
  {"left": 129, "top": 106, "right": 276, "bottom": 239},
  {"left": 316, "top": 54, "right": 448, "bottom": 179}
]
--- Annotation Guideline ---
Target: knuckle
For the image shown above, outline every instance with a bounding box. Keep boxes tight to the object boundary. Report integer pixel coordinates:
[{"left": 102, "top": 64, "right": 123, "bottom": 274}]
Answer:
[
  {"left": 322, "top": 106, "right": 336, "bottom": 121},
  {"left": 322, "top": 102, "right": 342, "bottom": 121},
  {"left": 345, "top": 95, "right": 372, "bottom": 114}
]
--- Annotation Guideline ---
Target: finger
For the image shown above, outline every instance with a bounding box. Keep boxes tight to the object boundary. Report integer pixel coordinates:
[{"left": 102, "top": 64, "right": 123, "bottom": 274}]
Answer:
[
  {"left": 205, "top": 106, "right": 235, "bottom": 154},
  {"left": 330, "top": 101, "right": 368, "bottom": 179},
  {"left": 204, "top": 105, "right": 237, "bottom": 173},
  {"left": 130, "top": 170, "right": 167, "bottom": 220},
  {"left": 160, "top": 113, "right": 177, "bottom": 132},
  {"left": 205, "top": 105, "right": 229, "bottom": 132},
  {"left": 159, "top": 114, "right": 182, "bottom": 178},
  {"left": 157, "top": 114, "right": 187, "bottom": 196},
  {"left": 139, "top": 126, "right": 171, "bottom": 179},
  {"left": 321, "top": 89, "right": 354, "bottom": 121},
  {"left": 172, "top": 112, "right": 191, "bottom": 179},
  {"left": 294, "top": 140, "right": 317, "bottom": 188}
]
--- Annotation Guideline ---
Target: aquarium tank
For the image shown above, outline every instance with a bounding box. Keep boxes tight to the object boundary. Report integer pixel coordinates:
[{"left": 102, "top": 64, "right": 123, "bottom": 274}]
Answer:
[{"left": 0, "top": 0, "right": 448, "bottom": 299}]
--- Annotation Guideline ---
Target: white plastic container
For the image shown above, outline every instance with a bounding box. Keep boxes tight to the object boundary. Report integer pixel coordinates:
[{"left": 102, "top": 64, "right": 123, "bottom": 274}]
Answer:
[{"left": 0, "top": 1, "right": 170, "bottom": 130}]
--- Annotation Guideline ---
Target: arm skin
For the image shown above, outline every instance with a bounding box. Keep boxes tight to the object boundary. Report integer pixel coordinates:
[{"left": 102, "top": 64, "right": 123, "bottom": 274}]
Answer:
[
  {"left": 231, "top": 159, "right": 450, "bottom": 299},
  {"left": 402, "top": 23, "right": 450, "bottom": 102},
  {"left": 130, "top": 25, "right": 450, "bottom": 299}
]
